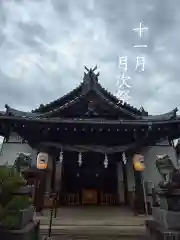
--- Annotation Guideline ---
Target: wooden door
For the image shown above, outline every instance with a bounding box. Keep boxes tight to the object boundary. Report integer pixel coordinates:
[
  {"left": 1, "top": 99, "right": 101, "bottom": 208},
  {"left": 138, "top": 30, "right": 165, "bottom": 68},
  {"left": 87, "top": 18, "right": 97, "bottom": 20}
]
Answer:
[{"left": 82, "top": 189, "right": 98, "bottom": 204}]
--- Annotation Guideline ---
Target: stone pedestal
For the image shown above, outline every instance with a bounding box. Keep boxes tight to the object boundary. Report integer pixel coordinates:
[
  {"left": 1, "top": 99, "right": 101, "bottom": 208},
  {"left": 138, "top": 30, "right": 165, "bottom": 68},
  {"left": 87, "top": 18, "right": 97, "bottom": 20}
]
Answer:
[
  {"left": 146, "top": 219, "right": 180, "bottom": 240},
  {"left": 147, "top": 154, "right": 180, "bottom": 239},
  {"left": 0, "top": 220, "right": 40, "bottom": 239},
  {"left": 146, "top": 190, "right": 180, "bottom": 239},
  {"left": 158, "top": 189, "right": 180, "bottom": 211},
  {"left": 152, "top": 207, "right": 180, "bottom": 230}
]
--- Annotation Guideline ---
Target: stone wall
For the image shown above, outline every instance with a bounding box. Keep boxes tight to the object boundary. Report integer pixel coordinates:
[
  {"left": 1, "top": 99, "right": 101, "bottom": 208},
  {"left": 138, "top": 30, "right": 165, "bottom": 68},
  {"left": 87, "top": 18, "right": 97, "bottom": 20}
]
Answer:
[{"left": 0, "top": 132, "right": 37, "bottom": 166}]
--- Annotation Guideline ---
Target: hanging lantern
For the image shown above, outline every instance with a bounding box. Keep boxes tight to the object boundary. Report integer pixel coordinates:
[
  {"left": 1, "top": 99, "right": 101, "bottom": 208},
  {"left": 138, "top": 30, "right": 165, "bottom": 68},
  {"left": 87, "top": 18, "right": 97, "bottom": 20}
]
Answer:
[
  {"left": 104, "top": 153, "right": 108, "bottom": 168},
  {"left": 122, "top": 152, "right": 127, "bottom": 164},
  {"left": 59, "top": 149, "right": 63, "bottom": 163},
  {"left": 78, "top": 152, "right": 82, "bottom": 166},
  {"left": 36, "top": 152, "right": 48, "bottom": 169},
  {"left": 132, "top": 154, "right": 145, "bottom": 172}
]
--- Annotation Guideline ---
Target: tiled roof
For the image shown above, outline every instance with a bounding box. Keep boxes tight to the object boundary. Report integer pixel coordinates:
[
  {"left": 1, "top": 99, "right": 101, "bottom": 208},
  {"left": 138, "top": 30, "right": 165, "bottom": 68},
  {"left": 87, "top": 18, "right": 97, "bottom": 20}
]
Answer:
[
  {"left": 1, "top": 68, "right": 179, "bottom": 122},
  {"left": 31, "top": 67, "right": 145, "bottom": 117}
]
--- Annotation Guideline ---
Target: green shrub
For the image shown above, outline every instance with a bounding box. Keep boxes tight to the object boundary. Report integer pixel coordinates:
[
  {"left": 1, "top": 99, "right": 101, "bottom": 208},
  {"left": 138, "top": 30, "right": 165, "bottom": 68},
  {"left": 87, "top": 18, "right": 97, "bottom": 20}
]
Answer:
[
  {"left": 1, "top": 214, "right": 21, "bottom": 230},
  {"left": 5, "top": 196, "right": 31, "bottom": 211},
  {"left": 0, "top": 165, "right": 32, "bottom": 229}
]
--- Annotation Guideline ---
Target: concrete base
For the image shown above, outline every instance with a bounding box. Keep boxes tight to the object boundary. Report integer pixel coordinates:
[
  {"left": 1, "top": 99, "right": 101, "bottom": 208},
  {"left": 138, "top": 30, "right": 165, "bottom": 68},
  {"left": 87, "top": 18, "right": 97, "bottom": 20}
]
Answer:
[{"left": 152, "top": 207, "right": 180, "bottom": 230}]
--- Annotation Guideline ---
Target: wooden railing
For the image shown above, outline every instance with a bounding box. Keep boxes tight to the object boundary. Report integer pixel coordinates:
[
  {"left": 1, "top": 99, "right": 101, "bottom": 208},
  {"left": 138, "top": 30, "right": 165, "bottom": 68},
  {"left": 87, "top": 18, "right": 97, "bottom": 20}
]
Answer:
[
  {"left": 62, "top": 192, "right": 117, "bottom": 205},
  {"left": 100, "top": 193, "right": 116, "bottom": 205},
  {"left": 63, "top": 193, "right": 80, "bottom": 205}
]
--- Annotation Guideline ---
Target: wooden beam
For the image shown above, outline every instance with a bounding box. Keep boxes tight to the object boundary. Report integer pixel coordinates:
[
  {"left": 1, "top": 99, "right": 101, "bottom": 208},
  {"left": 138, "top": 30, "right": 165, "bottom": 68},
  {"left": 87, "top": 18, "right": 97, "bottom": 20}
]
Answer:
[{"left": 38, "top": 141, "right": 143, "bottom": 154}]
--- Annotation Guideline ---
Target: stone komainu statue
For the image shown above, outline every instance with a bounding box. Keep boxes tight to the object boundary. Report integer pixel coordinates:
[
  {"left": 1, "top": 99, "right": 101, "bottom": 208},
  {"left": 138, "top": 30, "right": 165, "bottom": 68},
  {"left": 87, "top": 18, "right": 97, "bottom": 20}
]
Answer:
[
  {"left": 153, "top": 154, "right": 180, "bottom": 219},
  {"left": 155, "top": 154, "right": 180, "bottom": 191},
  {"left": 13, "top": 152, "right": 32, "bottom": 172}
]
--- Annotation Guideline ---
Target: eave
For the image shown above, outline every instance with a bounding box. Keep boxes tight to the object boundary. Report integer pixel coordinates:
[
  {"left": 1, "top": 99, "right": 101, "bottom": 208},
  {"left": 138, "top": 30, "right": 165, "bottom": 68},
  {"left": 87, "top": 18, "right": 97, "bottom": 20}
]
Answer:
[
  {"left": 141, "top": 108, "right": 178, "bottom": 121},
  {"left": 5, "top": 104, "right": 41, "bottom": 118},
  {"left": 0, "top": 115, "right": 180, "bottom": 126},
  {"left": 1, "top": 115, "right": 180, "bottom": 146},
  {"left": 4, "top": 105, "right": 179, "bottom": 122},
  {"left": 4, "top": 96, "right": 141, "bottom": 120}
]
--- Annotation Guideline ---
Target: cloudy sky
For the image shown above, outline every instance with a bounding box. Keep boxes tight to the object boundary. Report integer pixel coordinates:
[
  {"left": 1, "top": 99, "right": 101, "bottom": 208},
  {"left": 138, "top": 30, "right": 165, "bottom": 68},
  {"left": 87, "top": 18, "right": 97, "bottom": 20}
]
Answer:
[{"left": 0, "top": 0, "right": 179, "bottom": 115}]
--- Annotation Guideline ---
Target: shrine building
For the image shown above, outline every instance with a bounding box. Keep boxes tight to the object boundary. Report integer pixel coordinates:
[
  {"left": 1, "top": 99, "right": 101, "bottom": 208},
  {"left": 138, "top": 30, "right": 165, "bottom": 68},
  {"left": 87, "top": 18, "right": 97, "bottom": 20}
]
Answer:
[{"left": 0, "top": 67, "right": 180, "bottom": 211}]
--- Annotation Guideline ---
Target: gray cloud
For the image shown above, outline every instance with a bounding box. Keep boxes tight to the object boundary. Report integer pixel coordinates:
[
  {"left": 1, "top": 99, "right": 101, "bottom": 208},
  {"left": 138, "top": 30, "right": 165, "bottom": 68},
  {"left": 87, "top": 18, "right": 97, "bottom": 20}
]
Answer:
[{"left": 0, "top": 0, "right": 180, "bottom": 114}]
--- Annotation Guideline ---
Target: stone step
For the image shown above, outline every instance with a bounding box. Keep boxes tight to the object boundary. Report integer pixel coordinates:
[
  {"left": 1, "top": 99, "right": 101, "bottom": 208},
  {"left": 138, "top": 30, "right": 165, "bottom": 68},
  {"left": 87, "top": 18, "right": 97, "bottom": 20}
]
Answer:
[
  {"left": 41, "top": 235, "right": 147, "bottom": 240},
  {"left": 37, "top": 216, "right": 147, "bottom": 226},
  {"left": 40, "top": 225, "right": 147, "bottom": 239}
]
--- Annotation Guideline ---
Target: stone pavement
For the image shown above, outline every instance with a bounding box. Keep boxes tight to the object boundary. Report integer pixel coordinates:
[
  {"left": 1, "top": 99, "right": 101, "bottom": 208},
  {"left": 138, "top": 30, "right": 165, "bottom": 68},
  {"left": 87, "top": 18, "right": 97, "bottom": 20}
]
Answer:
[
  {"left": 37, "top": 206, "right": 150, "bottom": 239},
  {"left": 37, "top": 206, "right": 149, "bottom": 225}
]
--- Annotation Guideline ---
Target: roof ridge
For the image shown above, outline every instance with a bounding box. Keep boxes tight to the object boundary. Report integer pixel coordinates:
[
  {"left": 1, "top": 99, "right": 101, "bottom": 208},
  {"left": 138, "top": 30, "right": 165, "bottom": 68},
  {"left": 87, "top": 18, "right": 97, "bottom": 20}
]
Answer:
[
  {"left": 94, "top": 87, "right": 141, "bottom": 119},
  {"left": 5, "top": 104, "right": 41, "bottom": 117},
  {"left": 41, "top": 95, "right": 84, "bottom": 117},
  {"left": 141, "top": 108, "right": 178, "bottom": 120},
  {"left": 32, "top": 83, "right": 83, "bottom": 113},
  {"left": 96, "top": 82, "right": 143, "bottom": 115}
]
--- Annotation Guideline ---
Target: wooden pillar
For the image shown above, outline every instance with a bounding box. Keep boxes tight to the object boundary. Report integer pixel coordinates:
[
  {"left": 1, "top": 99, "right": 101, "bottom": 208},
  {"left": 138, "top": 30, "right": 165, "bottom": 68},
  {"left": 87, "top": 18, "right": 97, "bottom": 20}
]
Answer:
[
  {"left": 35, "top": 170, "right": 47, "bottom": 212},
  {"left": 50, "top": 155, "right": 56, "bottom": 192},
  {"left": 133, "top": 168, "right": 145, "bottom": 214},
  {"left": 117, "top": 161, "right": 124, "bottom": 204},
  {"left": 122, "top": 161, "right": 128, "bottom": 205},
  {"left": 116, "top": 154, "right": 128, "bottom": 205}
]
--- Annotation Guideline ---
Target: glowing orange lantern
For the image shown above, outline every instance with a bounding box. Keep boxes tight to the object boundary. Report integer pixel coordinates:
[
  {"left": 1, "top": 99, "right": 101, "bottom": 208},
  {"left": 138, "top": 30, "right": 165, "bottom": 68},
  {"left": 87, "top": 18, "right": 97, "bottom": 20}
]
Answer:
[
  {"left": 36, "top": 152, "right": 48, "bottom": 169},
  {"left": 133, "top": 154, "right": 145, "bottom": 172}
]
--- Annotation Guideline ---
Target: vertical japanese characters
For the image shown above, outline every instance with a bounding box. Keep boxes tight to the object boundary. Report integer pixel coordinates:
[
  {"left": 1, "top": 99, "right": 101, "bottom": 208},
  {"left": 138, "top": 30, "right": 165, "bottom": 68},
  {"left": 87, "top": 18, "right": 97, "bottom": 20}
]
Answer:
[
  {"left": 133, "top": 22, "right": 148, "bottom": 72},
  {"left": 115, "top": 22, "right": 148, "bottom": 104},
  {"left": 115, "top": 57, "right": 132, "bottom": 104}
]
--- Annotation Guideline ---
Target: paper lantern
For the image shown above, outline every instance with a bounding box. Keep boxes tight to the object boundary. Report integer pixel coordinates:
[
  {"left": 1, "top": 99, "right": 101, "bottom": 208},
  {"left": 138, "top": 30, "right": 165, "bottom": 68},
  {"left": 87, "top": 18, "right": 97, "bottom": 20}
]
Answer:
[
  {"left": 133, "top": 154, "right": 145, "bottom": 172},
  {"left": 36, "top": 152, "right": 48, "bottom": 169}
]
